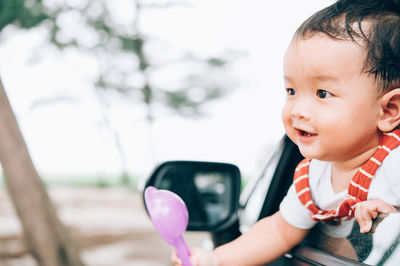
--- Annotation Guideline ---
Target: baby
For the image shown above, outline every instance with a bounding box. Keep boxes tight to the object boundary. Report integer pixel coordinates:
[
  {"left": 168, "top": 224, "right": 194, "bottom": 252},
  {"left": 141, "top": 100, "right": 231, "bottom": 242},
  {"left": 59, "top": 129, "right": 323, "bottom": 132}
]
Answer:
[{"left": 172, "top": 0, "right": 400, "bottom": 265}]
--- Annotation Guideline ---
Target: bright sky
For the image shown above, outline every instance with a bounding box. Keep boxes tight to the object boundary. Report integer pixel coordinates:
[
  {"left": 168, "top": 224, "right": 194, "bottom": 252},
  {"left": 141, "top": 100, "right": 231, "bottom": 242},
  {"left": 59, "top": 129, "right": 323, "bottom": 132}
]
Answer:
[{"left": 0, "top": 0, "right": 334, "bottom": 180}]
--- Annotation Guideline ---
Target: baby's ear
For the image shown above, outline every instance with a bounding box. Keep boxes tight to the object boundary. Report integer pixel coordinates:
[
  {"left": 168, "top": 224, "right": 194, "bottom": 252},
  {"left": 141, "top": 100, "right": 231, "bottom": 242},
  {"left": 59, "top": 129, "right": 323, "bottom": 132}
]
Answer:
[{"left": 378, "top": 88, "right": 400, "bottom": 132}]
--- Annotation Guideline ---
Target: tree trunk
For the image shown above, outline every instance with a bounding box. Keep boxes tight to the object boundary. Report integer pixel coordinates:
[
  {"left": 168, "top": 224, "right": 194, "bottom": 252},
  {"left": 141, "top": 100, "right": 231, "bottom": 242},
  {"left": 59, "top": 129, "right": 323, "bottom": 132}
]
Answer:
[{"left": 0, "top": 78, "right": 84, "bottom": 266}]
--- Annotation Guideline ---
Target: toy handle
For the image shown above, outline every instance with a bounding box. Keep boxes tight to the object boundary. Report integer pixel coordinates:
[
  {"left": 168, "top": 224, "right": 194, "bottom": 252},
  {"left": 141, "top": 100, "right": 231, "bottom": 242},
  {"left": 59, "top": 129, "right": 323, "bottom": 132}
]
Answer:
[{"left": 174, "top": 236, "right": 192, "bottom": 266}]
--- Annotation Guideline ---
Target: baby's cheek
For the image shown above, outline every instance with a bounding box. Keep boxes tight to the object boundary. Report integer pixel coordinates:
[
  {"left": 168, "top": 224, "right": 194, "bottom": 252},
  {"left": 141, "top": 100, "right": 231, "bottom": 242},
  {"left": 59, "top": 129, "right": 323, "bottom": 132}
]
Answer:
[
  {"left": 281, "top": 106, "right": 291, "bottom": 126},
  {"left": 281, "top": 115, "right": 291, "bottom": 135}
]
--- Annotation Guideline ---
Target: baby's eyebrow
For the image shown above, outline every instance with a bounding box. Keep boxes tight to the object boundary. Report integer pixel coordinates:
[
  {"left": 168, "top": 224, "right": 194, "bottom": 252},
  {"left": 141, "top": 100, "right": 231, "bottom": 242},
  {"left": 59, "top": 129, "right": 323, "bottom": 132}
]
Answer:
[
  {"left": 283, "top": 76, "right": 295, "bottom": 83},
  {"left": 310, "top": 75, "right": 338, "bottom": 82},
  {"left": 284, "top": 75, "right": 338, "bottom": 82}
]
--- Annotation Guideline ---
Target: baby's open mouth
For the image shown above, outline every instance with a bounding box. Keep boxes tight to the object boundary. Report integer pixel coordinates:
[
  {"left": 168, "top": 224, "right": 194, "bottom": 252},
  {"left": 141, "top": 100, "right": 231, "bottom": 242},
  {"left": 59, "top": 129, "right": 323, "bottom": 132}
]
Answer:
[{"left": 297, "top": 129, "right": 317, "bottom": 137}]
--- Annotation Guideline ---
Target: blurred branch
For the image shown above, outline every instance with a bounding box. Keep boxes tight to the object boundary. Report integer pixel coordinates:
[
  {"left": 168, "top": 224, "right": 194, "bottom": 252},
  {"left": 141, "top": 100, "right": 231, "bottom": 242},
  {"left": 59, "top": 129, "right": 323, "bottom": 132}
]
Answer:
[{"left": 29, "top": 96, "right": 79, "bottom": 110}]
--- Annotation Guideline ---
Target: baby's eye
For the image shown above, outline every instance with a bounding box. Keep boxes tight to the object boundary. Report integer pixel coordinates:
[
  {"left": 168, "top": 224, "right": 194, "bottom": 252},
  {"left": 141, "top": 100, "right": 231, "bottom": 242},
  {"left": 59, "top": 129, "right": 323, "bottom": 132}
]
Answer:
[
  {"left": 286, "top": 88, "right": 296, "bottom": 96},
  {"left": 316, "top": 89, "right": 332, "bottom": 99}
]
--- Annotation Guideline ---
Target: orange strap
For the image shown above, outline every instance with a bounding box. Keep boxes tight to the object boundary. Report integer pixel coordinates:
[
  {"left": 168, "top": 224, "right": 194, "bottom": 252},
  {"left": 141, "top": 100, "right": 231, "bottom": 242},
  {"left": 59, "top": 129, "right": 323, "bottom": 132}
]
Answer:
[{"left": 294, "top": 129, "right": 400, "bottom": 222}]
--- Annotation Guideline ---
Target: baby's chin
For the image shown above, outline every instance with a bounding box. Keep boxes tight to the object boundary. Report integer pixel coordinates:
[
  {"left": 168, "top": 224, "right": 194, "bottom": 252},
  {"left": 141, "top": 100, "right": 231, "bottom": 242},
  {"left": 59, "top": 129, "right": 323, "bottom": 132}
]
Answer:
[
  {"left": 297, "top": 147, "right": 324, "bottom": 161},
  {"left": 287, "top": 134, "right": 328, "bottom": 160}
]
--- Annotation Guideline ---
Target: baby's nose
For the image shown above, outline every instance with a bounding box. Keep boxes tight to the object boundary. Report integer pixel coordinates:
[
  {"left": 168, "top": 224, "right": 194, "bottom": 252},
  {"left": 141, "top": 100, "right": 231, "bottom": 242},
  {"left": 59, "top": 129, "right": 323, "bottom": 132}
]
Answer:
[{"left": 291, "top": 104, "right": 311, "bottom": 121}]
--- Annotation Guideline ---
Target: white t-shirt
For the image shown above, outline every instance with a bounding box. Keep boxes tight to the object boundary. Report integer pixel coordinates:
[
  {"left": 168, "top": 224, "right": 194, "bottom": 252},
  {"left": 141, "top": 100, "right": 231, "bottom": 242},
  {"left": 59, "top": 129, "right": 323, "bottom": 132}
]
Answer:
[{"left": 280, "top": 146, "right": 400, "bottom": 238}]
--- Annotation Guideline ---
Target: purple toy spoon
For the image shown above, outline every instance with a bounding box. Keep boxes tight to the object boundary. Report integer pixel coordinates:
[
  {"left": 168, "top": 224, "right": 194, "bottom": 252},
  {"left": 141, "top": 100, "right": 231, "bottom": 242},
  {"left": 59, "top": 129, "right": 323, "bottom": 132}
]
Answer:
[{"left": 145, "top": 186, "right": 192, "bottom": 266}]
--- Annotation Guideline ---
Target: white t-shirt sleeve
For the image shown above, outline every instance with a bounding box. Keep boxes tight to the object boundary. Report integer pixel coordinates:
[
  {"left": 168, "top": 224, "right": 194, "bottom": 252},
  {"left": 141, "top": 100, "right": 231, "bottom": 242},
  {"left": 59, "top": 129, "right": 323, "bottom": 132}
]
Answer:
[
  {"left": 369, "top": 146, "right": 400, "bottom": 205},
  {"left": 383, "top": 146, "right": 400, "bottom": 195},
  {"left": 279, "top": 183, "right": 317, "bottom": 229}
]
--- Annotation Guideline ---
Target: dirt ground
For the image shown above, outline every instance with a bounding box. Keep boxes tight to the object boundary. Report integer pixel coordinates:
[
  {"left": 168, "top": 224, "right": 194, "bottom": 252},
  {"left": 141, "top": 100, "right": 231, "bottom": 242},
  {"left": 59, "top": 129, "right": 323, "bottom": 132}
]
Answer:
[{"left": 0, "top": 187, "right": 210, "bottom": 266}]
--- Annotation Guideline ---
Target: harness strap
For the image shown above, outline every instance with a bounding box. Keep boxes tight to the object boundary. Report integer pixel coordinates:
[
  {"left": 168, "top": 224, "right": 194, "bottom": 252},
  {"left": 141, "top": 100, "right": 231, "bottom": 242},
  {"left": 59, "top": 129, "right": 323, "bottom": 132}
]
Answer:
[{"left": 294, "top": 129, "right": 400, "bottom": 222}]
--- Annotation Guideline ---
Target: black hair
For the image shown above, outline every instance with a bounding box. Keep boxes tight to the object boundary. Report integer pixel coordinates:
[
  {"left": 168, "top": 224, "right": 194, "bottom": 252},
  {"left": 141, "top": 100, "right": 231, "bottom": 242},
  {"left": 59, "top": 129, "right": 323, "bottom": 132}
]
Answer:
[{"left": 296, "top": 0, "right": 400, "bottom": 93}]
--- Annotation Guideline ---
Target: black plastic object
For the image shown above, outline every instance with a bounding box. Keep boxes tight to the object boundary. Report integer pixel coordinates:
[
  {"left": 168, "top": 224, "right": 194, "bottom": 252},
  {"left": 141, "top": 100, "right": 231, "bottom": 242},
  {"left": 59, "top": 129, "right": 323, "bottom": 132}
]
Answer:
[
  {"left": 144, "top": 161, "right": 241, "bottom": 233},
  {"left": 258, "top": 135, "right": 304, "bottom": 220}
]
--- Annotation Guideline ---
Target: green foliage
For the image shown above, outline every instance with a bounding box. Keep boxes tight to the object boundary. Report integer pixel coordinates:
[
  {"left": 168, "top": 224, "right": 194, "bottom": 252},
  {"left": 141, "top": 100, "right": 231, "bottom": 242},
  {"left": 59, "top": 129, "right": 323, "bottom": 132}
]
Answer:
[
  {"left": 0, "top": 0, "right": 239, "bottom": 120},
  {"left": 0, "top": 0, "right": 48, "bottom": 32},
  {"left": 207, "top": 57, "right": 227, "bottom": 67},
  {"left": 2, "top": 1, "right": 239, "bottom": 177},
  {"left": 0, "top": 0, "right": 241, "bottom": 188}
]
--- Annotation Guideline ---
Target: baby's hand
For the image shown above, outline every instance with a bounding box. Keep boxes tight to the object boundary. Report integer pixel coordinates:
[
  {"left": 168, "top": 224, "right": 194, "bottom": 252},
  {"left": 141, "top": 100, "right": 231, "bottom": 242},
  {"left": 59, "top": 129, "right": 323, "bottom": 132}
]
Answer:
[
  {"left": 354, "top": 198, "right": 397, "bottom": 233},
  {"left": 171, "top": 246, "right": 219, "bottom": 266}
]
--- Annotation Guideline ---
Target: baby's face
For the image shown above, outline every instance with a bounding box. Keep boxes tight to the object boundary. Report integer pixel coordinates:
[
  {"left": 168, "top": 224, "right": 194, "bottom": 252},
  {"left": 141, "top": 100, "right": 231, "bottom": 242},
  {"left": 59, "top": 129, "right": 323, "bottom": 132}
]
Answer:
[{"left": 281, "top": 34, "right": 382, "bottom": 162}]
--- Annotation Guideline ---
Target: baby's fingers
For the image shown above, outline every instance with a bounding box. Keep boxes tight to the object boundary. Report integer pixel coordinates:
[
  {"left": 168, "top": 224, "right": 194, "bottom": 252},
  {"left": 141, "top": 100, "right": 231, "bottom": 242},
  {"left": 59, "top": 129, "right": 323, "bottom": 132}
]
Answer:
[
  {"left": 354, "top": 202, "right": 377, "bottom": 233},
  {"left": 355, "top": 199, "right": 397, "bottom": 233},
  {"left": 171, "top": 250, "right": 182, "bottom": 266},
  {"left": 358, "top": 211, "right": 374, "bottom": 233}
]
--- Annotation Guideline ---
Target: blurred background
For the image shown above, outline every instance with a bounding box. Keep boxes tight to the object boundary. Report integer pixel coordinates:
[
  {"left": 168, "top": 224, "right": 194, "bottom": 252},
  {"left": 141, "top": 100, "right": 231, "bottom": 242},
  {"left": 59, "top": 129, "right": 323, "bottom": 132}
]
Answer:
[{"left": 0, "top": 0, "right": 333, "bottom": 265}]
